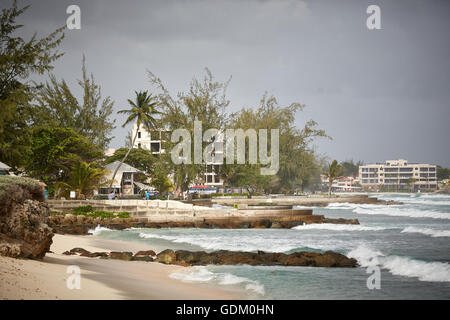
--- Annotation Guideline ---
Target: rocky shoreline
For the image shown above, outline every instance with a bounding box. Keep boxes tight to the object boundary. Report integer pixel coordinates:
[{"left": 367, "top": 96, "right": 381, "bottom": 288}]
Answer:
[
  {"left": 63, "top": 247, "right": 358, "bottom": 268},
  {"left": 47, "top": 213, "right": 360, "bottom": 235}
]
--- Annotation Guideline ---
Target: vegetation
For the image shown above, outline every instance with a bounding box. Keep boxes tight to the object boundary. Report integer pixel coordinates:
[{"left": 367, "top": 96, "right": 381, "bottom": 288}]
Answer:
[
  {"left": 340, "top": 160, "right": 363, "bottom": 177},
  {"left": 55, "top": 161, "right": 110, "bottom": 199},
  {"left": 0, "top": 1, "right": 64, "bottom": 169},
  {"left": 323, "top": 160, "right": 343, "bottom": 197},
  {"left": 437, "top": 166, "right": 450, "bottom": 181},
  {"left": 25, "top": 127, "right": 102, "bottom": 191},
  {"left": 33, "top": 56, "right": 115, "bottom": 150},
  {"left": 55, "top": 206, "right": 131, "bottom": 219},
  {"left": 0, "top": 176, "right": 45, "bottom": 213},
  {"left": 109, "top": 91, "right": 160, "bottom": 191}
]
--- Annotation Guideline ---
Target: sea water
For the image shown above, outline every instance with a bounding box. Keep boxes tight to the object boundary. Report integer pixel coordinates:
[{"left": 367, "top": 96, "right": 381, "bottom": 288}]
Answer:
[{"left": 92, "top": 193, "right": 450, "bottom": 299}]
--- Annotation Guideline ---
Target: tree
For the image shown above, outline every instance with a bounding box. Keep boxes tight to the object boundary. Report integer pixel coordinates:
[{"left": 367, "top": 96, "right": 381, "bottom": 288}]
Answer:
[
  {"left": 340, "top": 160, "right": 364, "bottom": 177},
  {"left": 227, "top": 165, "right": 271, "bottom": 198},
  {"left": 437, "top": 166, "right": 450, "bottom": 181},
  {"left": 109, "top": 91, "right": 160, "bottom": 191},
  {"left": 25, "top": 127, "right": 102, "bottom": 188},
  {"left": 407, "top": 177, "right": 417, "bottom": 193},
  {"left": 148, "top": 68, "right": 231, "bottom": 196},
  {"left": 55, "top": 161, "right": 109, "bottom": 199},
  {"left": 227, "top": 93, "right": 328, "bottom": 194},
  {"left": 0, "top": 1, "right": 64, "bottom": 168},
  {"left": 323, "top": 160, "right": 342, "bottom": 197},
  {"left": 34, "top": 56, "right": 115, "bottom": 150},
  {"left": 104, "top": 147, "right": 157, "bottom": 174},
  {"left": 150, "top": 166, "right": 173, "bottom": 196}
]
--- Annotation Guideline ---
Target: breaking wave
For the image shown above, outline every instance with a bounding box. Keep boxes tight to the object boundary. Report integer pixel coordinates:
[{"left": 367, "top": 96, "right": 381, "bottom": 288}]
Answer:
[
  {"left": 354, "top": 207, "right": 450, "bottom": 220},
  {"left": 293, "top": 223, "right": 388, "bottom": 232},
  {"left": 401, "top": 226, "right": 450, "bottom": 238},
  {"left": 169, "top": 267, "right": 265, "bottom": 295},
  {"left": 348, "top": 245, "right": 450, "bottom": 282},
  {"left": 88, "top": 225, "right": 112, "bottom": 236}
]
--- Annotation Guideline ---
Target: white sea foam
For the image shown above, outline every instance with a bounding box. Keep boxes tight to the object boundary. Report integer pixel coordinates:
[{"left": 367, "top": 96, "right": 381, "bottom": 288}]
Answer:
[
  {"left": 401, "top": 226, "right": 450, "bottom": 238},
  {"left": 138, "top": 232, "right": 343, "bottom": 252},
  {"left": 348, "top": 245, "right": 450, "bottom": 282},
  {"left": 354, "top": 207, "right": 450, "bottom": 220},
  {"left": 293, "top": 223, "right": 388, "bottom": 232},
  {"left": 169, "top": 267, "right": 265, "bottom": 295},
  {"left": 88, "top": 225, "right": 112, "bottom": 236}
]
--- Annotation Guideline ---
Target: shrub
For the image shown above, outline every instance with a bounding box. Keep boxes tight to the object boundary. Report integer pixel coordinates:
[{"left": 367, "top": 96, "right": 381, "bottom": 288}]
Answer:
[
  {"left": 72, "top": 205, "right": 93, "bottom": 215},
  {"left": 117, "top": 212, "right": 130, "bottom": 218},
  {"left": 0, "top": 176, "right": 45, "bottom": 215}
]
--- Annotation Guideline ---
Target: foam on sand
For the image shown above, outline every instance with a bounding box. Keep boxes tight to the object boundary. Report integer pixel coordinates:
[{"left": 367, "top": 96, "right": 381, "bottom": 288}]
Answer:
[
  {"left": 348, "top": 245, "right": 450, "bottom": 282},
  {"left": 169, "top": 266, "right": 265, "bottom": 296}
]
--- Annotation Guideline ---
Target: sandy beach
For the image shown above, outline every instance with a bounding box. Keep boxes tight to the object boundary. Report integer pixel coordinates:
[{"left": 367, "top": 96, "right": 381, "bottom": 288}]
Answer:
[{"left": 0, "top": 234, "right": 246, "bottom": 300}]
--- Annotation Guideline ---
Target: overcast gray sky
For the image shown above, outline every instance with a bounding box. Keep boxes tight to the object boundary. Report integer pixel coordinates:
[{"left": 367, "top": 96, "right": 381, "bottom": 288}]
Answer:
[{"left": 9, "top": 0, "right": 450, "bottom": 166}]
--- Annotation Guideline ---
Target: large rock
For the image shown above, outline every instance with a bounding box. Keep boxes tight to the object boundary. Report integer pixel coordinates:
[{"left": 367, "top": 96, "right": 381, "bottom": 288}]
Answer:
[
  {"left": 155, "top": 249, "right": 176, "bottom": 264},
  {"left": 0, "top": 176, "right": 53, "bottom": 259}
]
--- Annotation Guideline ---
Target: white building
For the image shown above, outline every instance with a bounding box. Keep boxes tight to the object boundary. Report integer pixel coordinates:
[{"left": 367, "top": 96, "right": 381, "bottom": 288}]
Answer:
[
  {"left": 131, "top": 123, "right": 224, "bottom": 187},
  {"left": 359, "top": 159, "right": 437, "bottom": 192}
]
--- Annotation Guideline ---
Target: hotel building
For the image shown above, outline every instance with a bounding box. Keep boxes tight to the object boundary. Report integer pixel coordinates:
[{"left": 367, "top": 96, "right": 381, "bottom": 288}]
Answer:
[
  {"left": 359, "top": 159, "right": 437, "bottom": 191},
  {"left": 131, "top": 123, "right": 224, "bottom": 186}
]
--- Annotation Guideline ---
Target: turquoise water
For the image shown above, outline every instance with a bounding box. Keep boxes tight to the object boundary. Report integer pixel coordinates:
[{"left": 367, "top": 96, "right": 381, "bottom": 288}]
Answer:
[{"left": 93, "top": 193, "right": 450, "bottom": 299}]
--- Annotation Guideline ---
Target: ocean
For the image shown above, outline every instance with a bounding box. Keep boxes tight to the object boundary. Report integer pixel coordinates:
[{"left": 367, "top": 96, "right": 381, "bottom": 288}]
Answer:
[{"left": 91, "top": 193, "right": 450, "bottom": 299}]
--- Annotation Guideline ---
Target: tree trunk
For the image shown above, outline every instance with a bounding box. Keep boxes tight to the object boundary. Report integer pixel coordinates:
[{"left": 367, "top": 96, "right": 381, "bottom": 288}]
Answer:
[
  {"left": 328, "top": 180, "right": 332, "bottom": 198},
  {"left": 109, "top": 123, "right": 140, "bottom": 193}
]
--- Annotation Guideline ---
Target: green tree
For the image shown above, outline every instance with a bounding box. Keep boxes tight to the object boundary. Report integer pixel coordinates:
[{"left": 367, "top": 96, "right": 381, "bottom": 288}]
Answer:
[
  {"left": 340, "top": 160, "right": 363, "bottom": 177},
  {"left": 323, "top": 160, "right": 342, "bottom": 197},
  {"left": 227, "top": 165, "right": 271, "bottom": 198},
  {"left": 109, "top": 91, "right": 160, "bottom": 191},
  {"left": 104, "top": 147, "right": 158, "bottom": 174},
  {"left": 148, "top": 68, "right": 230, "bottom": 195},
  {"left": 34, "top": 56, "right": 115, "bottom": 150},
  {"left": 55, "top": 161, "right": 109, "bottom": 199},
  {"left": 25, "top": 127, "right": 102, "bottom": 187},
  {"left": 150, "top": 166, "right": 173, "bottom": 196},
  {"left": 0, "top": 1, "right": 64, "bottom": 168},
  {"left": 437, "top": 166, "right": 450, "bottom": 181},
  {"left": 227, "top": 94, "right": 328, "bottom": 193}
]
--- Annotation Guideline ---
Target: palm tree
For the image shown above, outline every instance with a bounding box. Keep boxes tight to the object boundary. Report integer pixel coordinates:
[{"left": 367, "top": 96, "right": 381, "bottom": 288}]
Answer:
[
  {"left": 109, "top": 91, "right": 159, "bottom": 192},
  {"left": 323, "top": 160, "right": 342, "bottom": 198},
  {"left": 56, "top": 161, "right": 109, "bottom": 199}
]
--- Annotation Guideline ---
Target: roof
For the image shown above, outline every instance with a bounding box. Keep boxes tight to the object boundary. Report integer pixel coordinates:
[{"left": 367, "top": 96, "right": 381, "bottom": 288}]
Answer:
[
  {"left": 0, "top": 161, "right": 11, "bottom": 170},
  {"left": 134, "top": 181, "right": 155, "bottom": 191},
  {"left": 104, "top": 161, "right": 141, "bottom": 173}
]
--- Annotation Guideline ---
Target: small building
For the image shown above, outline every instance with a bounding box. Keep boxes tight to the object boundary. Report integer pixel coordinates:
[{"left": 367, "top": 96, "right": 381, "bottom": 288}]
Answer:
[
  {"left": 0, "top": 161, "right": 11, "bottom": 175},
  {"left": 98, "top": 161, "right": 152, "bottom": 195}
]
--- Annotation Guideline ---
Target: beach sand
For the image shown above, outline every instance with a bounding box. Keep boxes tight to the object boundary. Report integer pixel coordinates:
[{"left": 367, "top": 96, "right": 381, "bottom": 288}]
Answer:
[{"left": 0, "top": 234, "right": 246, "bottom": 300}]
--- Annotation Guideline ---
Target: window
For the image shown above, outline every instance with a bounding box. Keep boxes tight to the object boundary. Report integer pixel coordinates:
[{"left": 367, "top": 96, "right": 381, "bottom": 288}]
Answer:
[
  {"left": 138, "top": 131, "right": 141, "bottom": 138},
  {"left": 138, "top": 143, "right": 141, "bottom": 148}
]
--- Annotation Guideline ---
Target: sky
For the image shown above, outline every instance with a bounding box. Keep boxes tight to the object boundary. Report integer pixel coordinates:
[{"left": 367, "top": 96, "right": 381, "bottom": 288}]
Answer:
[{"left": 8, "top": 0, "right": 450, "bottom": 166}]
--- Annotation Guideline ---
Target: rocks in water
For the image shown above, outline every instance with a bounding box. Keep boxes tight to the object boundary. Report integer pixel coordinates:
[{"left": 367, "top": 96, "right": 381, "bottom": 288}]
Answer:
[
  {"left": 0, "top": 176, "right": 54, "bottom": 259},
  {"left": 155, "top": 249, "right": 177, "bottom": 264},
  {"left": 109, "top": 251, "right": 133, "bottom": 261},
  {"left": 133, "top": 250, "right": 156, "bottom": 261},
  {"left": 47, "top": 214, "right": 360, "bottom": 235},
  {"left": 63, "top": 247, "right": 357, "bottom": 268}
]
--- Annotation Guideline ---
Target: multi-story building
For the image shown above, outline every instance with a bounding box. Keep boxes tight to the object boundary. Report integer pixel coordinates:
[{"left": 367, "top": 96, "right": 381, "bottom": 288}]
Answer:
[
  {"left": 359, "top": 159, "right": 437, "bottom": 191},
  {"left": 131, "top": 123, "right": 224, "bottom": 187}
]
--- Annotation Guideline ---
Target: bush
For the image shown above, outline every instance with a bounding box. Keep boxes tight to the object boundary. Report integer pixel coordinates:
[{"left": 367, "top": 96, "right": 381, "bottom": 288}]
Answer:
[
  {"left": 72, "top": 205, "right": 93, "bottom": 215},
  {"left": 117, "top": 212, "right": 130, "bottom": 218},
  {"left": 0, "top": 176, "right": 45, "bottom": 215}
]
